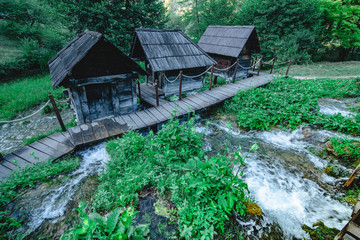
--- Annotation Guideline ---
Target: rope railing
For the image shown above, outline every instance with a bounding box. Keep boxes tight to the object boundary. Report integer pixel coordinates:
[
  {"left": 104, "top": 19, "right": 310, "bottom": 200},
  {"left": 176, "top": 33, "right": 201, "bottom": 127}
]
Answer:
[
  {"left": 0, "top": 100, "right": 51, "bottom": 124},
  {"left": 213, "top": 61, "right": 238, "bottom": 71},
  {"left": 182, "top": 65, "right": 212, "bottom": 79},
  {"left": 162, "top": 72, "right": 181, "bottom": 83},
  {"left": 54, "top": 98, "right": 70, "bottom": 104}
]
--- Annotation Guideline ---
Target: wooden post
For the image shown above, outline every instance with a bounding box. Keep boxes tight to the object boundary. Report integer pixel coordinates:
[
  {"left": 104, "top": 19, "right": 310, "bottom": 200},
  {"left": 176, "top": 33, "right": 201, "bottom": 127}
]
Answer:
[
  {"left": 232, "top": 59, "right": 239, "bottom": 83},
  {"left": 137, "top": 78, "right": 141, "bottom": 102},
  {"left": 155, "top": 79, "right": 159, "bottom": 106},
  {"left": 285, "top": 59, "right": 292, "bottom": 77},
  {"left": 209, "top": 64, "right": 214, "bottom": 90},
  {"left": 270, "top": 57, "right": 276, "bottom": 74},
  {"left": 178, "top": 71, "right": 183, "bottom": 100},
  {"left": 252, "top": 56, "right": 258, "bottom": 71},
  {"left": 213, "top": 76, "right": 218, "bottom": 85},
  {"left": 257, "top": 57, "right": 263, "bottom": 76},
  {"left": 49, "top": 94, "right": 66, "bottom": 132}
]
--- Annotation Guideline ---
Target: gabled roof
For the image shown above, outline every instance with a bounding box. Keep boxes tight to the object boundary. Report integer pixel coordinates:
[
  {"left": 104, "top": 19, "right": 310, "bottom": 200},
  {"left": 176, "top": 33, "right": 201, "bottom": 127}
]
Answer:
[
  {"left": 48, "top": 30, "right": 147, "bottom": 88},
  {"left": 130, "top": 28, "right": 216, "bottom": 72},
  {"left": 198, "top": 26, "right": 261, "bottom": 58}
]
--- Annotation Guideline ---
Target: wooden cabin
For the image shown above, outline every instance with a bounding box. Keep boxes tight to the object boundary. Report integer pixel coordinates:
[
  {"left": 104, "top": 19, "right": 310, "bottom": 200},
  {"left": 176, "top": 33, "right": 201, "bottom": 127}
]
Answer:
[
  {"left": 48, "top": 30, "right": 148, "bottom": 124},
  {"left": 130, "top": 28, "right": 216, "bottom": 97},
  {"left": 198, "top": 26, "right": 261, "bottom": 80}
]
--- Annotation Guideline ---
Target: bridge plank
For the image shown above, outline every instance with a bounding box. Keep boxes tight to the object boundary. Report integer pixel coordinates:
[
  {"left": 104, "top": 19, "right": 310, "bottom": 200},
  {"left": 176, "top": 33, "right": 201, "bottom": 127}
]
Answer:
[
  {"left": 48, "top": 132, "right": 75, "bottom": 148},
  {"left": 68, "top": 126, "right": 84, "bottom": 146},
  {"left": 103, "top": 118, "right": 128, "bottom": 137},
  {"left": 38, "top": 137, "right": 74, "bottom": 156},
  {"left": 12, "top": 146, "right": 51, "bottom": 163},
  {"left": 91, "top": 121, "right": 110, "bottom": 140}
]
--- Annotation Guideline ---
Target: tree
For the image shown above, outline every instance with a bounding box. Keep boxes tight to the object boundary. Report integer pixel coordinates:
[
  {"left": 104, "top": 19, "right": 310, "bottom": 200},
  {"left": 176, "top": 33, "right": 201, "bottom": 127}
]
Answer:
[
  {"left": 52, "top": 0, "right": 166, "bottom": 52},
  {"left": 236, "top": 0, "right": 323, "bottom": 63},
  {"left": 319, "top": 0, "right": 360, "bottom": 60},
  {"left": 177, "top": 0, "right": 239, "bottom": 42}
]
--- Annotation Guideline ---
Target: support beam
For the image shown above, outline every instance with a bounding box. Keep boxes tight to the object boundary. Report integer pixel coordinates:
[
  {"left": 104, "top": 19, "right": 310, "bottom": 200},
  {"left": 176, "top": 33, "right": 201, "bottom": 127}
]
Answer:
[
  {"left": 285, "top": 59, "right": 292, "bottom": 77},
  {"left": 49, "top": 94, "right": 66, "bottom": 132},
  {"left": 178, "top": 71, "right": 183, "bottom": 100},
  {"left": 233, "top": 59, "right": 239, "bottom": 83},
  {"left": 155, "top": 79, "right": 159, "bottom": 106},
  {"left": 270, "top": 57, "right": 276, "bottom": 74},
  {"left": 257, "top": 57, "right": 263, "bottom": 76},
  {"left": 137, "top": 78, "right": 141, "bottom": 101},
  {"left": 209, "top": 64, "right": 214, "bottom": 91}
]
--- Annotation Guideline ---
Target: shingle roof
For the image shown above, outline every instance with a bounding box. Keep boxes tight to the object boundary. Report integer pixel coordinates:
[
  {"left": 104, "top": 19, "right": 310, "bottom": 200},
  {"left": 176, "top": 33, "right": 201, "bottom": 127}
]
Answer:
[
  {"left": 48, "top": 30, "right": 147, "bottom": 88},
  {"left": 130, "top": 28, "right": 216, "bottom": 72},
  {"left": 198, "top": 26, "right": 261, "bottom": 58}
]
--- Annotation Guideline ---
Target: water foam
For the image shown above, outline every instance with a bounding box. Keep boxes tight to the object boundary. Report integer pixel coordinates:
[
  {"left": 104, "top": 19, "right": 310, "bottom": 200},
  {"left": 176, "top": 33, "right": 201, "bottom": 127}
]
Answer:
[
  {"left": 237, "top": 154, "right": 352, "bottom": 239},
  {"left": 17, "top": 143, "right": 109, "bottom": 236}
]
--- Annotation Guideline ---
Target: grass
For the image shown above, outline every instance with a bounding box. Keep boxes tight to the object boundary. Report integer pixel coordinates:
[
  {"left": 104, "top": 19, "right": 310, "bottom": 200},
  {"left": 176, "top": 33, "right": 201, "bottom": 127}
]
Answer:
[
  {"left": 0, "top": 36, "right": 23, "bottom": 65},
  {"left": 270, "top": 61, "right": 360, "bottom": 77},
  {"left": 0, "top": 73, "right": 65, "bottom": 120},
  {"left": 223, "top": 77, "right": 360, "bottom": 134},
  {"left": 0, "top": 156, "right": 81, "bottom": 238}
]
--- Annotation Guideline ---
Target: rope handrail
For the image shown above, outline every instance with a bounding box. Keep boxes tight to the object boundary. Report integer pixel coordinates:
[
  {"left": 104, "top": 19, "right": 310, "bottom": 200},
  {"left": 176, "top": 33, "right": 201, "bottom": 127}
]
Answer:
[
  {"left": 0, "top": 100, "right": 51, "bottom": 124},
  {"left": 182, "top": 66, "right": 212, "bottom": 79},
  {"left": 162, "top": 72, "right": 181, "bottom": 83},
  {"left": 262, "top": 58, "right": 275, "bottom": 65},
  {"left": 214, "top": 61, "right": 238, "bottom": 71},
  {"left": 54, "top": 98, "right": 70, "bottom": 104}
]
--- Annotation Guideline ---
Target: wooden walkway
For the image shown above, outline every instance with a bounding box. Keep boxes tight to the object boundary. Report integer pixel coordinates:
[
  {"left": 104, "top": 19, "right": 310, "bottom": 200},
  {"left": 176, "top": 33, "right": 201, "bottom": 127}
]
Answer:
[
  {"left": 139, "top": 83, "right": 167, "bottom": 106},
  {"left": 335, "top": 193, "right": 360, "bottom": 240},
  {"left": 0, "top": 73, "right": 274, "bottom": 180}
]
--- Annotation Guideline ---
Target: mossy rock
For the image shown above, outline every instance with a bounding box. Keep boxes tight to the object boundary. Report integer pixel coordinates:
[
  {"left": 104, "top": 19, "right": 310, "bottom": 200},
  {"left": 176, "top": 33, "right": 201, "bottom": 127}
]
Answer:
[
  {"left": 244, "top": 202, "right": 262, "bottom": 216},
  {"left": 302, "top": 221, "right": 339, "bottom": 240}
]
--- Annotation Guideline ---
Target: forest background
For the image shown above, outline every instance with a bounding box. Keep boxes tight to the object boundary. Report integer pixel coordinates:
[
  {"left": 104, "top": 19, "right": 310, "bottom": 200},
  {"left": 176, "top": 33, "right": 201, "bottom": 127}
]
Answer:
[{"left": 0, "top": 0, "right": 359, "bottom": 81}]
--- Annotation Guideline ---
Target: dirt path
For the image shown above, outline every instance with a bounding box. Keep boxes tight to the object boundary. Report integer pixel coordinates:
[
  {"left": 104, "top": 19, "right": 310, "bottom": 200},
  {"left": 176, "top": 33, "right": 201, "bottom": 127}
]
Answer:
[{"left": 293, "top": 75, "right": 360, "bottom": 80}]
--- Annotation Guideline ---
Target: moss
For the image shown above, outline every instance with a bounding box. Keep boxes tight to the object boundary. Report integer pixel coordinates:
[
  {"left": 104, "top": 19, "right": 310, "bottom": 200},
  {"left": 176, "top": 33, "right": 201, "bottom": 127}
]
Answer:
[
  {"left": 302, "top": 221, "right": 339, "bottom": 240},
  {"left": 244, "top": 202, "right": 262, "bottom": 216}
]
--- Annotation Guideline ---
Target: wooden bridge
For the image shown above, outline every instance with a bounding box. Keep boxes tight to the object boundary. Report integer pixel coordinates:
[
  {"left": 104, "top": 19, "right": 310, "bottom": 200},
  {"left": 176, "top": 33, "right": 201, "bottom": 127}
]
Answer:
[
  {"left": 0, "top": 73, "right": 274, "bottom": 180},
  {"left": 335, "top": 193, "right": 360, "bottom": 240}
]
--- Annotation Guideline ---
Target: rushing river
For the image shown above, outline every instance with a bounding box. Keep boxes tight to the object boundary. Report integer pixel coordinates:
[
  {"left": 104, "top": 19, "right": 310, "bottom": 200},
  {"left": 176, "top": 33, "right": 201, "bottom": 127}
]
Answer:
[
  {"left": 199, "top": 118, "right": 353, "bottom": 239},
  {"left": 4, "top": 97, "right": 357, "bottom": 239}
]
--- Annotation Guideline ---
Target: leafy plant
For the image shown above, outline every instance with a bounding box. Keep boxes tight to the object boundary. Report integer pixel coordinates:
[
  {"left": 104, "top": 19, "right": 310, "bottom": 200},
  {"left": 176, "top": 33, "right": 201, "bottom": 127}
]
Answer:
[
  {"left": 327, "top": 137, "right": 360, "bottom": 164},
  {"left": 224, "top": 77, "right": 360, "bottom": 135},
  {"left": 61, "top": 202, "right": 149, "bottom": 240},
  {"left": 91, "top": 117, "right": 254, "bottom": 239}
]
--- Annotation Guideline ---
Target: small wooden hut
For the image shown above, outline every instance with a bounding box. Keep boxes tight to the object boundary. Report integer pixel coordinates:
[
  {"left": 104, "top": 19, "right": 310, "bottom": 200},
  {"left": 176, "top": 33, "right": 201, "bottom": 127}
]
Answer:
[
  {"left": 130, "top": 28, "right": 216, "bottom": 97},
  {"left": 198, "top": 26, "right": 261, "bottom": 79},
  {"left": 49, "top": 30, "right": 148, "bottom": 124}
]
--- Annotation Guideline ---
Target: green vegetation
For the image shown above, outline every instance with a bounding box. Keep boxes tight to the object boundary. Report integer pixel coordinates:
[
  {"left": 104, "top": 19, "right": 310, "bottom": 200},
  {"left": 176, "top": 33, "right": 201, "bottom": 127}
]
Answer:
[
  {"left": 302, "top": 221, "right": 339, "bottom": 240},
  {"left": 224, "top": 77, "right": 360, "bottom": 134},
  {"left": 61, "top": 202, "right": 149, "bottom": 240},
  {"left": 327, "top": 137, "right": 360, "bottom": 164},
  {"left": 0, "top": 0, "right": 71, "bottom": 79},
  {"left": 167, "top": 0, "right": 360, "bottom": 62},
  {"left": 272, "top": 61, "right": 360, "bottom": 77},
  {"left": 0, "top": 156, "right": 80, "bottom": 238},
  {"left": 238, "top": 0, "right": 322, "bottom": 63},
  {"left": 67, "top": 117, "right": 254, "bottom": 239},
  {"left": 341, "top": 185, "right": 360, "bottom": 205},
  {"left": 0, "top": 74, "right": 65, "bottom": 120}
]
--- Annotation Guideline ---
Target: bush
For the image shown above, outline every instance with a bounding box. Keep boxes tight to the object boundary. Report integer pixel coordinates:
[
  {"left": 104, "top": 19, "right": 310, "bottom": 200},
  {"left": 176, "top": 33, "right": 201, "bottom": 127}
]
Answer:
[
  {"left": 224, "top": 77, "right": 360, "bottom": 134},
  {"left": 92, "top": 117, "right": 254, "bottom": 238}
]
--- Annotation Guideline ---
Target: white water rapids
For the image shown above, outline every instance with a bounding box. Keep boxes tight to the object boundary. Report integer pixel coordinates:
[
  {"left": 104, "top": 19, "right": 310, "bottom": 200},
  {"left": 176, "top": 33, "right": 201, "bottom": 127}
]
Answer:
[
  {"left": 12, "top": 143, "right": 109, "bottom": 238},
  {"left": 201, "top": 120, "right": 353, "bottom": 239}
]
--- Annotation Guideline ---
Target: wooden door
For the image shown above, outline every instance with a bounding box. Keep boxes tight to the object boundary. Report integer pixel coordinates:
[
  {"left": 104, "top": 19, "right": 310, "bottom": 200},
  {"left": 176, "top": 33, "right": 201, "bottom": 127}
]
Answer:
[{"left": 86, "top": 84, "right": 114, "bottom": 121}]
